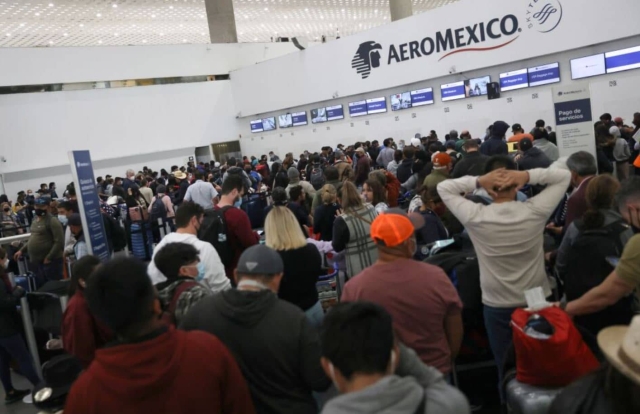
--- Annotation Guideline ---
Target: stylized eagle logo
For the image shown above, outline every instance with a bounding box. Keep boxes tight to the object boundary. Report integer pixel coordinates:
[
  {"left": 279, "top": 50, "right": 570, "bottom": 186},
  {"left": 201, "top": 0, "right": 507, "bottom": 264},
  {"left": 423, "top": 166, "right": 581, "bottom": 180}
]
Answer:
[{"left": 352, "top": 41, "right": 383, "bottom": 79}]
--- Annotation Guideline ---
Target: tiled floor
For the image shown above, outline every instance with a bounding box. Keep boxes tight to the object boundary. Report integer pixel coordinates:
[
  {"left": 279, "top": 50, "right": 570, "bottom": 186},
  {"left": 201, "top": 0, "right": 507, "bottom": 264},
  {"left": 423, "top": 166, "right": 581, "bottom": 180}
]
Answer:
[{"left": 0, "top": 373, "right": 39, "bottom": 414}]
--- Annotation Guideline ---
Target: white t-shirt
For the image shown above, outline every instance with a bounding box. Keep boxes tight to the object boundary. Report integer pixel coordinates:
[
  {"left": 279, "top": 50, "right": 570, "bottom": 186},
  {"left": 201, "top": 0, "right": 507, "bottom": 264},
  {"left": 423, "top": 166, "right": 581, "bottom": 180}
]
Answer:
[
  {"left": 438, "top": 167, "right": 571, "bottom": 307},
  {"left": 147, "top": 232, "right": 231, "bottom": 292}
]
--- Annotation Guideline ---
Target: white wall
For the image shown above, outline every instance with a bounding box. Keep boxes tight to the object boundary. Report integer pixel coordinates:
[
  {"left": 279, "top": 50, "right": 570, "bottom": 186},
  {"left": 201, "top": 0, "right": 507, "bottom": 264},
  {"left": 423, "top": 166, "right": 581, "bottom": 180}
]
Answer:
[
  {"left": 0, "top": 80, "right": 238, "bottom": 175},
  {"left": 230, "top": 0, "right": 640, "bottom": 116},
  {"left": 237, "top": 36, "right": 640, "bottom": 159},
  {"left": 1, "top": 148, "right": 195, "bottom": 200},
  {"left": 0, "top": 43, "right": 299, "bottom": 87}
]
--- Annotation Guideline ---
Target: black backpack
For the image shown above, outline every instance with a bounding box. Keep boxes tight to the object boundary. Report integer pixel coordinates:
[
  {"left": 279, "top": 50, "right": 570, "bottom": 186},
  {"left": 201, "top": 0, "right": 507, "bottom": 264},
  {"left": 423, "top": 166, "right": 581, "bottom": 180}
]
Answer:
[
  {"left": 310, "top": 164, "right": 325, "bottom": 190},
  {"left": 562, "top": 219, "right": 634, "bottom": 334},
  {"left": 150, "top": 195, "right": 168, "bottom": 223},
  {"left": 425, "top": 251, "right": 482, "bottom": 315},
  {"left": 198, "top": 206, "right": 233, "bottom": 267}
]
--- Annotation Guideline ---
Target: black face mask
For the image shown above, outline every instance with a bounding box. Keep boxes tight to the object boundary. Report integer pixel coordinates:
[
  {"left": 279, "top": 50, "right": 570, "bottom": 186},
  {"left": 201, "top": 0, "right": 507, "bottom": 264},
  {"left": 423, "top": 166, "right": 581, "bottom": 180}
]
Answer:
[{"left": 34, "top": 209, "right": 47, "bottom": 217}]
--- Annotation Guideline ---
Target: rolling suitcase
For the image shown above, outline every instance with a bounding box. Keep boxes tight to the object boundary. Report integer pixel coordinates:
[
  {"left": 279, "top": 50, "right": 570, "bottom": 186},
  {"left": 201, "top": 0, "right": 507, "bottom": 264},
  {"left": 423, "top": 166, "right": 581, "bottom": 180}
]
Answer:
[
  {"left": 243, "top": 193, "right": 268, "bottom": 229},
  {"left": 505, "top": 378, "right": 563, "bottom": 414}
]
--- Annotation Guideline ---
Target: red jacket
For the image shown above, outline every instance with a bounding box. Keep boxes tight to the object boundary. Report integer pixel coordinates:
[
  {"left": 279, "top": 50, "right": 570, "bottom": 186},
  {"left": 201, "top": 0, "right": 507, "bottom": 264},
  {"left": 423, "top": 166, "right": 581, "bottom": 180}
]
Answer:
[
  {"left": 216, "top": 205, "right": 260, "bottom": 279},
  {"left": 62, "top": 291, "right": 113, "bottom": 368},
  {"left": 65, "top": 327, "right": 255, "bottom": 414}
]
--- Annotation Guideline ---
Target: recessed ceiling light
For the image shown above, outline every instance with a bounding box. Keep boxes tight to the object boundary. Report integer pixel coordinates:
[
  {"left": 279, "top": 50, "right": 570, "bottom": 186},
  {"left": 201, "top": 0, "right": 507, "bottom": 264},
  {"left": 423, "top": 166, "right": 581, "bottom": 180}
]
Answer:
[
  {"left": 159, "top": 32, "right": 164, "bottom": 36},
  {"left": 48, "top": 3, "right": 54, "bottom": 7},
  {"left": 114, "top": 33, "right": 119, "bottom": 36},
  {"left": 151, "top": 14, "right": 156, "bottom": 18},
  {"left": 63, "top": 33, "right": 68, "bottom": 36},
  {"left": 96, "top": 13, "right": 102, "bottom": 17},
  {"left": 142, "top": 39, "right": 147, "bottom": 43},
  {"left": 253, "top": 38, "right": 258, "bottom": 41},
  {"left": 170, "top": 5, "right": 173, "bottom": 9},
  {"left": 305, "top": 8, "right": 309, "bottom": 11},
  {"left": 182, "top": 39, "right": 187, "bottom": 42},
  {"left": 35, "top": 12, "right": 40, "bottom": 16},
  {"left": 112, "top": 3, "right": 117, "bottom": 8},
  {"left": 201, "top": 32, "right": 206, "bottom": 35},
  {"left": 19, "top": 23, "right": 24, "bottom": 27},
  {"left": 5, "top": 33, "right": 10, "bottom": 37},
  {"left": 49, "top": 40, "right": 54, "bottom": 44},
  {"left": 79, "top": 23, "right": 84, "bottom": 27},
  {"left": 98, "top": 40, "right": 103, "bottom": 44}
]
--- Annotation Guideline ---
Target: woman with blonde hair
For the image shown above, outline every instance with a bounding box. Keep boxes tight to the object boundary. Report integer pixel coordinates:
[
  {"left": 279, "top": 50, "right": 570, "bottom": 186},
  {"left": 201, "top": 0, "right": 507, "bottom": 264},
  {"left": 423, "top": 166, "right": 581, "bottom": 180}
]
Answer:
[
  {"left": 331, "top": 181, "right": 378, "bottom": 278},
  {"left": 265, "top": 206, "right": 325, "bottom": 327},
  {"left": 313, "top": 185, "right": 341, "bottom": 241}
]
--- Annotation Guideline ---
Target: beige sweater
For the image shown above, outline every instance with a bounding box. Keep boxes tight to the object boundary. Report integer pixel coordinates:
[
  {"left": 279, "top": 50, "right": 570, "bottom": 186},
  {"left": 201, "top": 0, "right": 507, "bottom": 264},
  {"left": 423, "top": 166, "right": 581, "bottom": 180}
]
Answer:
[{"left": 438, "top": 168, "right": 570, "bottom": 307}]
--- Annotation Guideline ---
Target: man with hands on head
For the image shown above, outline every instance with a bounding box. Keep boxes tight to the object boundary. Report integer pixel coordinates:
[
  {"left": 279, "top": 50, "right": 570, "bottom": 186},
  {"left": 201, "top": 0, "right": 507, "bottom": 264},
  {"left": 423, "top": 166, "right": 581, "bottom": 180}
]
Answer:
[{"left": 437, "top": 157, "right": 571, "bottom": 392}]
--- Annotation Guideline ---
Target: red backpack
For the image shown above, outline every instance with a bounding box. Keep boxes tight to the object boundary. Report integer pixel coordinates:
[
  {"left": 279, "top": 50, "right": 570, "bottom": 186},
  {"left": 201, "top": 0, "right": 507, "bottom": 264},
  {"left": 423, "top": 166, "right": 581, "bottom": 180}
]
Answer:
[
  {"left": 511, "top": 307, "right": 599, "bottom": 387},
  {"left": 160, "top": 281, "right": 198, "bottom": 327}
]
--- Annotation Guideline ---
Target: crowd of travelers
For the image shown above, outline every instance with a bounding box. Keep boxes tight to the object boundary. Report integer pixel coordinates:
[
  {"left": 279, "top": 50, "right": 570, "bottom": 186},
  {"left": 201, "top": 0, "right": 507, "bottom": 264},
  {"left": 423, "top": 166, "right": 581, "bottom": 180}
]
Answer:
[{"left": 0, "top": 111, "right": 639, "bottom": 413}]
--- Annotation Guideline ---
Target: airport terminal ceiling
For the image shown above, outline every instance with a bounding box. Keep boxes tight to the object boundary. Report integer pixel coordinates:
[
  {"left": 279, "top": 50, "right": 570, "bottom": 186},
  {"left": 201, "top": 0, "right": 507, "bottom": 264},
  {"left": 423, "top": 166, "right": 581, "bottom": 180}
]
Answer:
[{"left": 0, "top": 0, "right": 457, "bottom": 47}]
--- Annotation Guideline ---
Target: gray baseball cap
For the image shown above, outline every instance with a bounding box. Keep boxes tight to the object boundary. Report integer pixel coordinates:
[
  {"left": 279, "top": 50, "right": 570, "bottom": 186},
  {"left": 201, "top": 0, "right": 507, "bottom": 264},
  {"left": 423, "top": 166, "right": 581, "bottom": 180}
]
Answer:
[{"left": 236, "top": 245, "right": 284, "bottom": 275}]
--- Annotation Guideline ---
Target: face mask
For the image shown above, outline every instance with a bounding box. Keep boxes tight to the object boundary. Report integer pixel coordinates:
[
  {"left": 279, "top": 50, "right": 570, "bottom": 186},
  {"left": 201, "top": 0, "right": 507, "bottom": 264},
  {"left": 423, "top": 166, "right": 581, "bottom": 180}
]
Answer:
[
  {"left": 34, "top": 209, "right": 47, "bottom": 217},
  {"left": 58, "top": 215, "right": 68, "bottom": 226},
  {"left": 234, "top": 196, "right": 243, "bottom": 209},
  {"left": 196, "top": 262, "right": 206, "bottom": 282}
]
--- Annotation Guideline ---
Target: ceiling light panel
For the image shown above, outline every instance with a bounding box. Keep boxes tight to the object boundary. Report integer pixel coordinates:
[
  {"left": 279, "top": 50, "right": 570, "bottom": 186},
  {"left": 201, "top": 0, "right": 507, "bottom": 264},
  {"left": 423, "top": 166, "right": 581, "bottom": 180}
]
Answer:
[{"left": 0, "top": 0, "right": 458, "bottom": 47}]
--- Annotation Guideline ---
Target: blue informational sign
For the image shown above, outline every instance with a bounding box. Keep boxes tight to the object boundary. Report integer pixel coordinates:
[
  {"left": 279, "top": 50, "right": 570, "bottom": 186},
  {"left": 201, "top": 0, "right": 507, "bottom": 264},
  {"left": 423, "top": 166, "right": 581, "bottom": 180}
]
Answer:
[
  {"left": 499, "top": 69, "right": 528, "bottom": 91},
  {"left": 410, "top": 88, "right": 434, "bottom": 106},
  {"left": 605, "top": 46, "right": 640, "bottom": 74},
  {"left": 554, "top": 98, "right": 593, "bottom": 126},
  {"left": 528, "top": 62, "right": 561, "bottom": 87},
  {"left": 292, "top": 111, "right": 308, "bottom": 126},
  {"left": 326, "top": 105, "right": 345, "bottom": 121},
  {"left": 68, "top": 151, "right": 111, "bottom": 262},
  {"left": 349, "top": 101, "right": 368, "bottom": 117},
  {"left": 440, "top": 81, "right": 465, "bottom": 101},
  {"left": 366, "top": 97, "right": 387, "bottom": 114}
]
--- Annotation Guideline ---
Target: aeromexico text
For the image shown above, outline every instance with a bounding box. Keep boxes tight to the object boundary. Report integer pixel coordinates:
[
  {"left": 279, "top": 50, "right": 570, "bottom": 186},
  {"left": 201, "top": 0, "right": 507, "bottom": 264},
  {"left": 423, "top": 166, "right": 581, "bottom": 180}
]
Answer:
[{"left": 387, "top": 14, "right": 519, "bottom": 64}]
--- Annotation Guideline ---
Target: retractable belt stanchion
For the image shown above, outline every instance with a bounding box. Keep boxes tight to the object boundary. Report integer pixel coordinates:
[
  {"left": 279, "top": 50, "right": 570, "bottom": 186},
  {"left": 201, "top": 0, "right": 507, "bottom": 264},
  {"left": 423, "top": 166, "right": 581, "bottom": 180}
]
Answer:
[
  {"left": 19, "top": 297, "right": 42, "bottom": 378},
  {"left": 158, "top": 218, "right": 166, "bottom": 240}
]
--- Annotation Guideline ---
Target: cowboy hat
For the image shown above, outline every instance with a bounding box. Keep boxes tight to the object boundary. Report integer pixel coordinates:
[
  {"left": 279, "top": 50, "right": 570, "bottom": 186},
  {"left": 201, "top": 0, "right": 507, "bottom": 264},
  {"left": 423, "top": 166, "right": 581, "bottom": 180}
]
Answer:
[
  {"left": 598, "top": 315, "right": 640, "bottom": 386},
  {"left": 173, "top": 171, "right": 187, "bottom": 180}
]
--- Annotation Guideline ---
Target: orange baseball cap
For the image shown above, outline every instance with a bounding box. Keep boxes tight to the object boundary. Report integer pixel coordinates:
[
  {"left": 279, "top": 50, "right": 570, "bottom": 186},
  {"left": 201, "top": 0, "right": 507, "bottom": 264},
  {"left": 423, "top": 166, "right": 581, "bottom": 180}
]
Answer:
[
  {"left": 371, "top": 209, "right": 425, "bottom": 247},
  {"left": 432, "top": 152, "right": 452, "bottom": 169}
]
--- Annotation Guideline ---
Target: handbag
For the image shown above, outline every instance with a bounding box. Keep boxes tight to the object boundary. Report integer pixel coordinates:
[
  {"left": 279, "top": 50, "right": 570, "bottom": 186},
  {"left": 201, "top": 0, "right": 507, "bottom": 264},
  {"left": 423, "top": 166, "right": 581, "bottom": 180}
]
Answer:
[{"left": 511, "top": 307, "right": 599, "bottom": 387}]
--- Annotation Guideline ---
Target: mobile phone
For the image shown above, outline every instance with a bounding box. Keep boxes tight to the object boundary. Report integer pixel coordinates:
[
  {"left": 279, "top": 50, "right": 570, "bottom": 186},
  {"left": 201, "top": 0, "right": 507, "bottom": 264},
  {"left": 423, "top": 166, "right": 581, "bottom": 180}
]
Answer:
[{"left": 606, "top": 256, "right": 620, "bottom": 268}]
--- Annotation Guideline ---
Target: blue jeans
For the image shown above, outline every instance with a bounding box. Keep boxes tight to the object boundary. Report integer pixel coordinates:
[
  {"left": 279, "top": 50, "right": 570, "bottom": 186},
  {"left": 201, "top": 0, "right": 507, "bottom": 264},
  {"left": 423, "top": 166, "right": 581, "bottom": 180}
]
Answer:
[
  {"left": 483, "top": 305, "right": 517, "bottom": 401},
  {"left": 304, "top": 301, "right": 325, "bottom": 329},
  {"left": 0, "top": 334, "right": 41, "bottom": 392}
]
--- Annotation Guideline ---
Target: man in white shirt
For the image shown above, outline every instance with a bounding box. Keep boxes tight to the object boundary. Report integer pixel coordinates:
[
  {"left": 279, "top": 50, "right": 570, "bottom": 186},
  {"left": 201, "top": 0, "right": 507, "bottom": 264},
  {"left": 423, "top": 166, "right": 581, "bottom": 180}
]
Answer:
[
  {"left": 147, "top": 201, "right": 230, "bottom": 292},
  {"left": 437, "top": 156, "right": 570, "bottom": 394},
  {"left": 184, "top": 171, "right": 218, "bottom": 210}
]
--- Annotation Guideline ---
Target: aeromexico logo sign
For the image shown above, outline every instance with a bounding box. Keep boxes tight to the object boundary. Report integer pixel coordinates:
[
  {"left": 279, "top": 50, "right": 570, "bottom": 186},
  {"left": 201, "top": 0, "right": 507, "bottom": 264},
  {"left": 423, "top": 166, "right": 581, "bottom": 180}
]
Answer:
[{"left": 351, "top": 0, "right": 563, "bottom": 79}]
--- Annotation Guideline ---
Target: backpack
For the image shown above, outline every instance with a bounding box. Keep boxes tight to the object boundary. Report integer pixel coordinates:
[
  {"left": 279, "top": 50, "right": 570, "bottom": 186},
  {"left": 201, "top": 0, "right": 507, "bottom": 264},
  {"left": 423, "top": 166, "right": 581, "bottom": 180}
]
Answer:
[
  {"left": 310, "top": 165, "right": 325, "bottom": 190},
  {"left": 149, "top": 195, "right": 168, "bottom": 223},
  {"left": 561, "top": 219, "right": 634, "bottom": 334},
  {"left": 160, "top": 281, "right": 199, "bottom": 326},
  {"left": 424, "top": 251, "right": 482, "bottom": 314},
  {"left": 198, "top": 206, "right": 233, "bottom": 267}
]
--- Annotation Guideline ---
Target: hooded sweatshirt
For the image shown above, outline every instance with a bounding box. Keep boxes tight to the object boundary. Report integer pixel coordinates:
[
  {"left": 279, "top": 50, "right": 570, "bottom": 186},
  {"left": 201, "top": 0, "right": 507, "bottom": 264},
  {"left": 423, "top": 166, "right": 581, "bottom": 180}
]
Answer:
[
  {"left": 64, "top": 327, "right": 255, "bottom": 414},
  {"left": 321, "top": 346, "right": 470, "bottom": 414},
  {"left": 180, "top": 289, "right": 331, "bottom": 414},
  {"left": 480, "top": 121, "right": 509, "bottom": 156}
]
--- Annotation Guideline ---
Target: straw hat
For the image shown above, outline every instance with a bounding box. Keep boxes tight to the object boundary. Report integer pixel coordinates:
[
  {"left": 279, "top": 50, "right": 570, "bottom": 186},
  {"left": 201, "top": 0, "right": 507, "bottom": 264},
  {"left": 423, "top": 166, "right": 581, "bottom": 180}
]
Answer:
[
  {"left": 173, "top": 171, "right": 187, "bottom": 180},
  {"left": 598, "top": 315, "right": 640, "bottom": 386}
]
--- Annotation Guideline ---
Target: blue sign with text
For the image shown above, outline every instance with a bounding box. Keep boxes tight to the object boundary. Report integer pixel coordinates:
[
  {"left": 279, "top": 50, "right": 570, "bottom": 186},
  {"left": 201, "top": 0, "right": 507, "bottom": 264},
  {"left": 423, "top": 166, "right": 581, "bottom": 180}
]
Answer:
[
  {"left": 69, "top": 151, "right": 110, "bottom": 262},
  {"left": 554, "top": 98, "right": 593, "bottom": 126}
]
